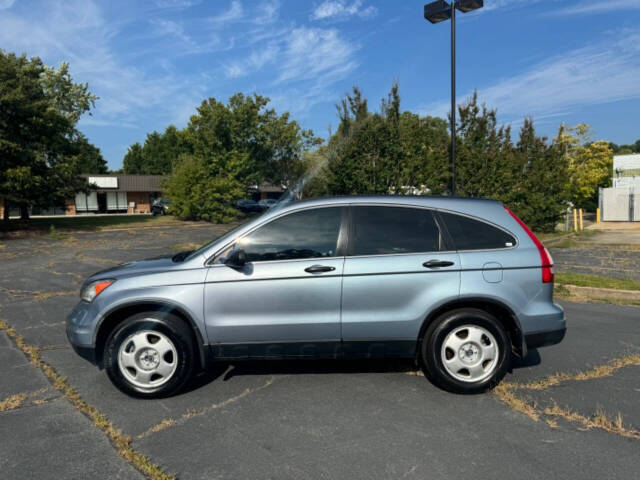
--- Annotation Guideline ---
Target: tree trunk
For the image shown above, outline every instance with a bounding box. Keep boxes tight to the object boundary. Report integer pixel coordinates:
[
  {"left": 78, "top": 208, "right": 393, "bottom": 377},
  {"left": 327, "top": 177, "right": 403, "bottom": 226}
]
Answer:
[{"left": 19, "top": 204, "right": 30, "bottom": 220}]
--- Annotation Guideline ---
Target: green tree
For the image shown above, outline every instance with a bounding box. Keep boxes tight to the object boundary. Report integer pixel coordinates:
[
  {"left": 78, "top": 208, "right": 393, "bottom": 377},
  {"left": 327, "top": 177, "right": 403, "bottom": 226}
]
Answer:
[
  {"left": 609, "top": 139, "right": 640, "bottom": 154},
  {"left": 123, "top": 143, "right": 144, "bottom": 174},
  {"left": 0, "top": 51, "right": 97, "bottom": 220},
  {"left": 509, "top": 118, "right": 568, "bottom": 231},
  {"left": 66, "top": 132, "right": 108, "bottom": 174},
  {"left": 122, "top": 126, "right": 190, "bottom": 175},
  {"left": 164, "top": 93, "right": 320, "bottom": 221},
  {"left": 165, "top": 155, "right": 243, "bottom": 222},
  {"left": 555, "top": 124, "right": 613, "bottom": 210},
  {"left": 325, "top": 84, "right": 449, "bottom": 196},
  {"left": 455, "top": 92, "right": 516, "bottom": 200}
]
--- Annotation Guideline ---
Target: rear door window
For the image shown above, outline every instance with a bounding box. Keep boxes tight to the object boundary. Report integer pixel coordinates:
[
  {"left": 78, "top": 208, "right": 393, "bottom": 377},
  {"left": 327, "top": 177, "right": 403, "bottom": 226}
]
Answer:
[
  {"left": 350, "top": 206, "right": 443, "bottom": 256},
  {"left": 440, "top": 212, "right": 516, "bottom": 250}
]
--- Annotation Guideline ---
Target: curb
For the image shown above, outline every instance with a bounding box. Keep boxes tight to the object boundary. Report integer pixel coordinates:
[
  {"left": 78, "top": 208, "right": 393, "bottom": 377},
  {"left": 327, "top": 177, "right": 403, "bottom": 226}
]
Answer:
[{"left": 556, "top": 284, "right": 640, "bottom": 302}]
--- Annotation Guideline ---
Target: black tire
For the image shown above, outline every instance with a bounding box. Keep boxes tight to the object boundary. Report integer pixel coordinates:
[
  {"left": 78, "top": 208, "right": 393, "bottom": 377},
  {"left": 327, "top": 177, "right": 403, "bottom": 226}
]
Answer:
[
  {"left": 103, "top": 312, "right": 196, "bottom": 398},
  {"left": 421, "top": 308, "right": 510, "bottom": 394}
]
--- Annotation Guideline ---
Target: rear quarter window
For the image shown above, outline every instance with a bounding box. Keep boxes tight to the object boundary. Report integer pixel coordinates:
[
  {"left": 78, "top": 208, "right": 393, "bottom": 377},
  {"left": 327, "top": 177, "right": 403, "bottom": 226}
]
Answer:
[{"left": 440, "top": 211, "right": 516, "bottom": 250}]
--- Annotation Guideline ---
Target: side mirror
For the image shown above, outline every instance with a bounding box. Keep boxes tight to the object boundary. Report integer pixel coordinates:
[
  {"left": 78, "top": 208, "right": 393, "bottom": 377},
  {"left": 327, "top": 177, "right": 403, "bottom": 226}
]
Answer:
[{"left": 225, "top": 249, "right": 246, "bottom": 268}]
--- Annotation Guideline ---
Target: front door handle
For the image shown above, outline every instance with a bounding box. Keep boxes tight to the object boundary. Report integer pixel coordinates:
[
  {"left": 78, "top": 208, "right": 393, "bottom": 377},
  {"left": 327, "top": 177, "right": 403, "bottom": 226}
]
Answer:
[
  {"left": 305, "top": 265, "right": 336, "bottom": 274},
  {"left": 423, "top": 260, "right": 455, "bottom": 268}
]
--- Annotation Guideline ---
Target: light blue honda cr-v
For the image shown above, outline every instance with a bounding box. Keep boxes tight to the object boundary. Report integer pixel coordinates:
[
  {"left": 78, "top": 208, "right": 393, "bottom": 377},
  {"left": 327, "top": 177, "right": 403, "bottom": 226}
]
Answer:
[{"left": 66, "top": 196, "right": 565, "bottom": 397}]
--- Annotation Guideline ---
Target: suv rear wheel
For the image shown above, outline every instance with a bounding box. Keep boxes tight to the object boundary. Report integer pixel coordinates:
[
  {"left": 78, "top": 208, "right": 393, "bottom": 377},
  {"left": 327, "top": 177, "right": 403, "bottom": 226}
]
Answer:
[
  {"left": 103, "top": 312, "right": 195, "bottom": 398},
  {"left": 421, "top": 308, "right": 510, "bottom": 394}
]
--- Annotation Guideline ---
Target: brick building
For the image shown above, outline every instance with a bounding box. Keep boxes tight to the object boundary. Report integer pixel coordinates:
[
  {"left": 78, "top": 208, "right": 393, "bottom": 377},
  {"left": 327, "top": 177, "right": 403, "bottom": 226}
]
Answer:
[
  {"left": 0, "top": 174, "right": 164, "bottom": 217},
  {"left": 72, "top": 174, "right": 164, "bottom": 215},
  {"left": 1, "top": 175, "right": 287, "bottom": 218}
]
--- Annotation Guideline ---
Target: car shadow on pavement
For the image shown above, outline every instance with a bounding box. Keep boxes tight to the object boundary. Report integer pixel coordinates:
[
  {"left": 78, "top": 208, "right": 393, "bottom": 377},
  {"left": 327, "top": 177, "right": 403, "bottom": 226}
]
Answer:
[
  {"left": 181, "top": 350, "right": 541, "bottom": 394},
  {"left": 511, "top": 348, "right": 541, "bottom": 369}
]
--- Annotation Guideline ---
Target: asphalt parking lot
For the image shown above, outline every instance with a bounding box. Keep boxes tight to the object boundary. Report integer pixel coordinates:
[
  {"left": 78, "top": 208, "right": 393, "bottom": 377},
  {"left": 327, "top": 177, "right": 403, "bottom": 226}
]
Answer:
[{"left": 1, "top": 223, "right": 639, "bottom": 479}]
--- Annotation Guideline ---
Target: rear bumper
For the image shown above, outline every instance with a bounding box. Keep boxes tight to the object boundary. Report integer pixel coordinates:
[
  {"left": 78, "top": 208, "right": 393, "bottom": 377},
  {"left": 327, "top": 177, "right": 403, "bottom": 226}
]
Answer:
[
  {"left": 524, "top": 326, "right": 566, "bottom": 349},
  {"left": 519, "top": 301, "right": 565, "bottom": 352}
]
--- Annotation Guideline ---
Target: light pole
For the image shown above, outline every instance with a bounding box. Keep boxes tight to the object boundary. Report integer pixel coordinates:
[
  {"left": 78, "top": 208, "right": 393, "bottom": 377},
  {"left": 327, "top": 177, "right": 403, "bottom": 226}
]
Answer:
[{"left": 424, "top": 0, "right": 483, "bottom": 196}]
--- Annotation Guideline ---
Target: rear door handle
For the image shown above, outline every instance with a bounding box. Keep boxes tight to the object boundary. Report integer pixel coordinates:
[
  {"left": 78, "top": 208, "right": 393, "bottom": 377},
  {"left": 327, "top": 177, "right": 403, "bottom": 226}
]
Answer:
[
  {"left": 305, "top": 265, "right": 336, "bottom": 273},
  {"left": 423, "top": 260, "right": 455, "bottom": 268}
]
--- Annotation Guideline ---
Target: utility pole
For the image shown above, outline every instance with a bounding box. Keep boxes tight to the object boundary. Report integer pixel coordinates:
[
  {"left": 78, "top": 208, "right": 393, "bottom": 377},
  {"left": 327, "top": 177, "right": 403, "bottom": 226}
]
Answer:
[{"left": 424, "top": 0, "right": 484, "bottom": 196}]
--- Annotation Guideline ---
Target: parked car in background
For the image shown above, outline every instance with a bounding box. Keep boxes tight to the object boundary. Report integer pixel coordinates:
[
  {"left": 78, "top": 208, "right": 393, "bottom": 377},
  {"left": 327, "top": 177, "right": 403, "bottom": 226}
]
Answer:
[
  {"left": 151, "top": 198, "right": 170, "bottom": 216},
  {"left": 236, "top": 199, "right": 263, "bottom": 213},
  {"left": 66, "top": 195, "right": 565, "bottom": 398},
  {"left": 258, "top": 198, "right": 277, "bottom": 209}
]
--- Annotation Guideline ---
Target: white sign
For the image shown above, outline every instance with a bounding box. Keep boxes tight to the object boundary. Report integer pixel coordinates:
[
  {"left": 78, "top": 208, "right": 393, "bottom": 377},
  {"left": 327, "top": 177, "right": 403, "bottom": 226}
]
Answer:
[{"left": 88, "top": 176, "right": 118, "bottom": 189}]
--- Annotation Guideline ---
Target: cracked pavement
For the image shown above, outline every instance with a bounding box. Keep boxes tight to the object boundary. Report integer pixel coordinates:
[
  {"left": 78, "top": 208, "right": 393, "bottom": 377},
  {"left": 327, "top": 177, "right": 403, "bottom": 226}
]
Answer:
[{"left": 1, "top": 223, "right": 639, "bottom": 479}]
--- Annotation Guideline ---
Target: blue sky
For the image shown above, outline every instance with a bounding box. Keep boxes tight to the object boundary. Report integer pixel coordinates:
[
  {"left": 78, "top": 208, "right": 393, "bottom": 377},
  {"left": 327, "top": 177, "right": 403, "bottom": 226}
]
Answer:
[{"left": 1, "top": 0, "right": 639, "bottom": 170}]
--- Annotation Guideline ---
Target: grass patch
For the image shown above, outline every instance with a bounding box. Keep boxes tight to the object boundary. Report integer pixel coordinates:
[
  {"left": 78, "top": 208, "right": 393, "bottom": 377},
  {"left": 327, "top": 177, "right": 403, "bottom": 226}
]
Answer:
[
  {"left": 0, "top": 287, "right": 76, "bottom": 301},
  {"left": 2, "top": 214, "right": 182, "bottom": 234},
  {"left": 511, "top": 354, "right": 640, "bottom": 391},
  {"left": 544, "top": 404, "right": 640, "bottom": 440},
  {"left": 48, "top": 225, "right": 66, "bottom": 240},
  {"left": 536, "top": 231, "right": 572, "bottom": 242},
  {"left": 493, "top": 353, "right": 640, "bottom": 441},
  {"left": 493, "top": 383, "right": 539, "bottom": 421},
  {"left": 555, "top": 272, "right": 640, "bottom": 291},
  {"left": 0, "top": 319, "right": 174, "bottom": 480},
  {"left": 0, "top": 393, "right": 27, "bottom": 412},
  {"left": 539, "top": 229, "right": 599, "bottom": 248},
  {"left": 549, "top": 239, "right": 578, "bottom": 248}
]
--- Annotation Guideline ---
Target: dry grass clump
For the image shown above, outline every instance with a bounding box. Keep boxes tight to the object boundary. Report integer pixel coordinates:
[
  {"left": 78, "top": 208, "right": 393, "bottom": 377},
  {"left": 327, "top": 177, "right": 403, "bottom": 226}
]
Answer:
[
  {"left": 544, "top": 404, "right": 640, "bottom": 440},
  {"left": 0, "top": 393, "right": 27, "bottom": 412}
]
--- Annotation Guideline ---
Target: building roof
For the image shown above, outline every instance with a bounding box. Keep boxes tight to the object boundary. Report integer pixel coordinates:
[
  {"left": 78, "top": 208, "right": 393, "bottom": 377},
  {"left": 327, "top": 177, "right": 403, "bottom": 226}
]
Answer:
[
  {"left": 81, "top": 174, "right": 164, "bottom": 192},
  {"left": 614, "top": 154, "right": 640, "bottom": 172},
  {"left": 248, "top": 182, "right": 286, "bottom": 193}
]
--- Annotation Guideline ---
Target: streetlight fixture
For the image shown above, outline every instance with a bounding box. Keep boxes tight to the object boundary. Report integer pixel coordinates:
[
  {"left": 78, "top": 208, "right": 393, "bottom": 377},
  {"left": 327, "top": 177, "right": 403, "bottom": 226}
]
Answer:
[{"left": 424, "top": 0, "right": 483, "bottom": 196}]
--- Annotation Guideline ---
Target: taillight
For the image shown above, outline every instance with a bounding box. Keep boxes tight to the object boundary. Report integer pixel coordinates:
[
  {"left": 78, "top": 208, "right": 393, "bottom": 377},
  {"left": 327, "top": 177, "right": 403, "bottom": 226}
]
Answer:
[{"left": 504, "top": 206, "right": 554, "bottom": 283}]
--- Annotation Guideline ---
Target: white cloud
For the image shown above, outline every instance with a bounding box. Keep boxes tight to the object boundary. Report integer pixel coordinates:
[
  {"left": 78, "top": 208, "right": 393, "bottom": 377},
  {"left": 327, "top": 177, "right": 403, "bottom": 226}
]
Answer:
[
  {"left": 420, "top": 29, "right": 640, "bottom": 124},
  {"left": 483, "top": 0, "right": 640, "bottom": 15},
  {"left": 0, "top": 0, "right": 203, "bottom": 129},
  {"left": 554, "top": 0, "right": 640, "bottom": 15},
  {"left": 222, "top": 24, "right": 358, "bottom": 86},
  {"left": 149, "top": 19, "right": 194, "bottom": 45},
  {"left": 482, "top": 0, "right": 538, "bottom": 12},
  {"left": 220, "top": 25, "right": 359, "bottom": 123},
  {"left": 224, "top": 43, "right": 280, "bottom": 78},
  {"left": 210, "top": 0, "right": 243, "bottom": 23},
  {"left": 311, "top": 0, "right": 377, "bottom": 21},
  {"left": 277, "top": 27, "right": 358, "bottom": 85},
  {"left": 254, "top": 0, "right": 281, "bottom": 25},
  {"left": 154, "top": 0, "right": 200, "bottom": 8}
]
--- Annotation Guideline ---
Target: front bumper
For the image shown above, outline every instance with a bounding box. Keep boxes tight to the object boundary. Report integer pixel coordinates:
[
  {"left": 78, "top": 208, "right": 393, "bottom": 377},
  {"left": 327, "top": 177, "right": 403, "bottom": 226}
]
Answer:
[{"left": 66, "top": 300, "right": 99, "bottom": 365}]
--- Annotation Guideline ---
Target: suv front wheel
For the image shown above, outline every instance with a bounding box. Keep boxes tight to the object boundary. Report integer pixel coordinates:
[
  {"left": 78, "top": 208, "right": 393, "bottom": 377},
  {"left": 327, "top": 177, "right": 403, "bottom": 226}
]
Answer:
[
  {"left": 421, "top": 308, "right": 510, "bottom": 394},
  {"left": 103, "top": 312, "right": 195, "bottom": 398}
]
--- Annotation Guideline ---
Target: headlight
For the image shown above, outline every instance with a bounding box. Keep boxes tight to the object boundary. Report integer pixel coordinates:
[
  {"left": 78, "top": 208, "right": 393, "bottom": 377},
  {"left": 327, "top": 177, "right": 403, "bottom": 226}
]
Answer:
[{"left": 80, "top": 279, "right": 115, "bottom": 303}]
